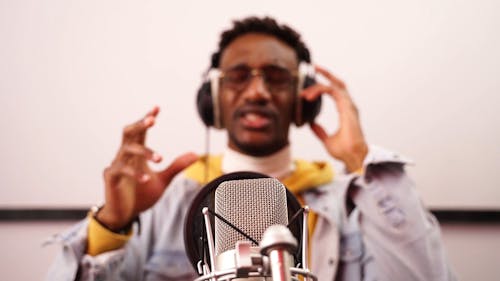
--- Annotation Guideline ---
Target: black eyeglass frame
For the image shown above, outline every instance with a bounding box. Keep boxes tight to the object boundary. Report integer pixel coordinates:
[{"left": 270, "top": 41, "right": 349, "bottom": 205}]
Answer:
[{"left": 218, "top": 64, "right": 299, "bottom": 93}]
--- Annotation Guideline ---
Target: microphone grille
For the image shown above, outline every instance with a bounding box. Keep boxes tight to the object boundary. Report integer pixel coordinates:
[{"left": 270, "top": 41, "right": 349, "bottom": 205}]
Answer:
[{"left": 214, "top": 178, "right": 288, "bottom": 255}]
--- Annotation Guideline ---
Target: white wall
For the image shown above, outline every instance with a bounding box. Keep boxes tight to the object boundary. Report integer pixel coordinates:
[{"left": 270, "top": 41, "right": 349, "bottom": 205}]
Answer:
[
  {"left": 1, "top": 1, "right": 499, "bottom": 279},
  {"left": 0, "top": 0, "right": 499, "bottom": 209},
  {"left": 441, "top": 223, "right": 500, "bottom": 280},
  {"left": 0, "top": 222, "right": 498, "bottom": 280}
]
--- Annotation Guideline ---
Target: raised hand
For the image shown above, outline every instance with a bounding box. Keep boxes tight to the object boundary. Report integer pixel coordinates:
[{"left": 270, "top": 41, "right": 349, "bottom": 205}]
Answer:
[
  {"left": 301, "top": 66, "right": 368, "bottom": 173},
  {"left": 98, "top": 106, "right": 198, "bottom": 231}
]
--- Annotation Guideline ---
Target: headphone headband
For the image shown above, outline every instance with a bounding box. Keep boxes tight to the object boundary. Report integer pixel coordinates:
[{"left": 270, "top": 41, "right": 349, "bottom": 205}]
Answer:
[{"left": 206, "top": 69, "right": 222, "bottom": 129}]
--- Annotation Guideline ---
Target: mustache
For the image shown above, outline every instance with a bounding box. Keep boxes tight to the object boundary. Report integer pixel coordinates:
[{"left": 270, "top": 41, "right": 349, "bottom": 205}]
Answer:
[{"left": 232, "top": 105, "right": 278, "bottom": 120}]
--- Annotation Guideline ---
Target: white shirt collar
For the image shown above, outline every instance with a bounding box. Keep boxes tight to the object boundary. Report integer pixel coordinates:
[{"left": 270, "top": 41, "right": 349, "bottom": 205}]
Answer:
[{"left": 221, "top": 145, "right": 294, "bottom": 179}]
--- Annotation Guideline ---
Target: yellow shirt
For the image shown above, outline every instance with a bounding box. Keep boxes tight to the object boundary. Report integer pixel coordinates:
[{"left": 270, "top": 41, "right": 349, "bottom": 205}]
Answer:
[{"left": 87, "top": 155, "right": 334, "bottom": 257}]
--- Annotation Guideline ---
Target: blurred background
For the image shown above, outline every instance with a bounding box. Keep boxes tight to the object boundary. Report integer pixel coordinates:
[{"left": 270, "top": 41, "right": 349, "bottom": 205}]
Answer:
[{"left": 0, "top": 0, "right": 499, "bottom": 279}]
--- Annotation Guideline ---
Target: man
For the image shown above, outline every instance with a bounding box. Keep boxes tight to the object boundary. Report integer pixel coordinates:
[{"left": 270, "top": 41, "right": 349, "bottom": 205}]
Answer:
[{"left": 47, "top": 17, "right": 454, "bottom": 280}]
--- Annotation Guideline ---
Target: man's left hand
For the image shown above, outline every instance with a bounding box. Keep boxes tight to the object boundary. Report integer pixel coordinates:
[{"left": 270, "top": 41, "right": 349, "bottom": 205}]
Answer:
[{"left": 301, "top": 65, "right": 368, "bottom": 173}]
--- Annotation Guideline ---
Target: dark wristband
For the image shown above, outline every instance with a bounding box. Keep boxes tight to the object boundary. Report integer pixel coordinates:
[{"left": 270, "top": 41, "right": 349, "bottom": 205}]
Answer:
[{"left": 90, "top": 205, "right": 140, "bottom": 235}]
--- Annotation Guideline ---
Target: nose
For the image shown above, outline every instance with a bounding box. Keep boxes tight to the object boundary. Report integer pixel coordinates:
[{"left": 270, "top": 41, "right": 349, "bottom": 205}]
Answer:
[{"left": 242, "top": 74, "right": 271, "bottom": 104}]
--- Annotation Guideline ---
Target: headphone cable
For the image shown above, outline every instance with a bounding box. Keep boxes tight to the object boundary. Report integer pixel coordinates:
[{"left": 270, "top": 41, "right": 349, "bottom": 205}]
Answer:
[{"left": 204, "top": 125, "right": 210, "bottom": 184}]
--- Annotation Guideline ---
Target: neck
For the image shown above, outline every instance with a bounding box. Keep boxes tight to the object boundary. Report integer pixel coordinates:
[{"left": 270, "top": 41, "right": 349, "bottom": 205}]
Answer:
[{"left": 222, "top": 145, "right": 293, "bottom": 179}]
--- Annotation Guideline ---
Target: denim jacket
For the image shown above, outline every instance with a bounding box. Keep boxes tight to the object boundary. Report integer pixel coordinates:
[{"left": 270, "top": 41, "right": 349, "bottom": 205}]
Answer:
[{"left": 46, "top": 146, "right": 455, "bottom": 281}]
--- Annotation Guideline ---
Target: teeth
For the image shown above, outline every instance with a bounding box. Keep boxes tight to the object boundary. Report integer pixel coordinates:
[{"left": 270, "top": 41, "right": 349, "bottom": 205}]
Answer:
[{"left": 246, "top": 113, "right": 261, "bottom": 121}]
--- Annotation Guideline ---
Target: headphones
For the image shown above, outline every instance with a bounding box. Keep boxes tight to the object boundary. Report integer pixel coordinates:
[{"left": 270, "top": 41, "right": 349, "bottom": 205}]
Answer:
[{"left": 196, "top": 62, "right": 322, "bottom": 128}]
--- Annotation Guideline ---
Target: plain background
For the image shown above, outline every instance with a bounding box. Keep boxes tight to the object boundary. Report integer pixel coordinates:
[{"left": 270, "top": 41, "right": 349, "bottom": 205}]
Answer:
[
  {"left": 1, "top": 0, "right": 499, "bottom": 209},
  {"left": 0, "top": 0, "right": 499, "bottom": 280}
]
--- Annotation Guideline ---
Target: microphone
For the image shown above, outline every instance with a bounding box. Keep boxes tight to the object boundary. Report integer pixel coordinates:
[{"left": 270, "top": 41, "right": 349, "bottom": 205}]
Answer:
[
  {"left": 214, "top": 178, "right": 288, "bottom": 256},
  {"left": 260, "top": 224, "right": 298, "bottom": 281},
  {"left": 214, "top": 178, "right": 289, "bottom": 280},
  {"left": 183, "top": 172, "right": 317, "bottom": 281}
]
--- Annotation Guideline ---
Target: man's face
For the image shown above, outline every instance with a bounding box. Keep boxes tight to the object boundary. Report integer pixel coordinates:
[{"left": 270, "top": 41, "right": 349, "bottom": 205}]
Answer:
[{"left": 218, "top": 33, "right": 298, "bottom": 156}]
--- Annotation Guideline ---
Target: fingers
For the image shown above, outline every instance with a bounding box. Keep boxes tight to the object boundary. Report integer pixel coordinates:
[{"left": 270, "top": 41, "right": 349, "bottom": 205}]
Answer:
[
  {"left": 302, "top": 66, "right": 365, "bottom": 153},
  {"left": 301, "top": 83, "right": 343, "bottom": 103},
  {"left": 104, "top": 143, "right": 162, "bottom": 188},
  {"left": 115, "top": 142, "right": 161, "bottom": 162},
  {"left": 106, "top": 106, "right": 162, "bottom": 188},
  {"left": 122, "top": 106, "right": 160, "bottom": 144},
  {"left": 301, "top": 66, "right": 350, "bottom": 103},
  {"left": 147, "top": 105, "right": 160, "bottom": 118},
  {"left": 301, "top": 66, "right": 359, "bottom": 118},
  {"left": 103, "top": 163, "right": 150, "bottom": 188},
  {"left": 314, "top": 65, "right": 346, "bottom": 89},
  {"left": 159, "top": 152, "right": 199, "bottom": 184},
  {"left": 310, "top": 122, "right": 328, "bottom": 142}
]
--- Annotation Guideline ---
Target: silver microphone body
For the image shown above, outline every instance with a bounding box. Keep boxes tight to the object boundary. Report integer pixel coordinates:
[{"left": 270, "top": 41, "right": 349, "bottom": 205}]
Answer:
[
  {"left": 268, "top": 249, "right": 293, "bottom": 281},
  {"left": 214, "top": 178, "right": 288, "bottom": 280},
  {"left": 260, "top": 225, "right": 297, "bottom": 281},
  {"left": 214, "top": 178, "right": 288, "bottom": 256}
]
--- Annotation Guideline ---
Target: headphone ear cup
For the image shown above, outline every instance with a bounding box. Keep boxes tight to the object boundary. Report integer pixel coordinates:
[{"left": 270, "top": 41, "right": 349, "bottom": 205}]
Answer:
[
  {"left": 300, "top": 75, "right": 322, "bottom": 124},
  {"left": 196, "top": 81, "right": 215, "bottom": 127}
]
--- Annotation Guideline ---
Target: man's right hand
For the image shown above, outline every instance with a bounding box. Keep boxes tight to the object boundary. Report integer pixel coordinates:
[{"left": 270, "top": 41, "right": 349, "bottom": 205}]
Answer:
[{"left": 97, "top": 106, "right": 198, "bottom": 231}]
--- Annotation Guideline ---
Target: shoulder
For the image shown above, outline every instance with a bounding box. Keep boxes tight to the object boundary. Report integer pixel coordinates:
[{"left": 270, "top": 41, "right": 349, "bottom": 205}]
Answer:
[{"left": 183, "top": 155, "right": 223, "bottom": 185}]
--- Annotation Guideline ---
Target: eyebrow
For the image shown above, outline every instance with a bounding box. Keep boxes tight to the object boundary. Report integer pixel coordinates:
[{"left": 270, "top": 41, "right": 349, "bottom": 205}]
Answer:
[{"left": 222, "top": 63, "right": 292, "bottom": 71}]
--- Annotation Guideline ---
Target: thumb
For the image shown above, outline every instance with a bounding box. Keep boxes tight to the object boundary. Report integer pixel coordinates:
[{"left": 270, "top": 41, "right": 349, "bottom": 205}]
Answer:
[
  {"left": 159, "top": 152, "right": 199, "bottom": 185},
  {"left": 309, "top": 122, "right": 328, "bottom": 143}
]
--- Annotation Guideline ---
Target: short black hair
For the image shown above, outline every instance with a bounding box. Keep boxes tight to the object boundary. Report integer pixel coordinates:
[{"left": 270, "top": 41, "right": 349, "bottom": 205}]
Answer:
[{"left": 210, "top": 16, "right": 311, "bottom": 68}]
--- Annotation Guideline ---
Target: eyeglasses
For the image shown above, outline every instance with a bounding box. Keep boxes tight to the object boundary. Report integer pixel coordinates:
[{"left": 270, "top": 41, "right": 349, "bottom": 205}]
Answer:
[{"left": 219, "top": 65, "right": 297, "bottom": 92}]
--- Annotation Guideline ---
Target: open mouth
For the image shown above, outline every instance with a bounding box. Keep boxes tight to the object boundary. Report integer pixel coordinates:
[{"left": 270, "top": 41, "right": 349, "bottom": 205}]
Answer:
[
  {"left": 235, "top": 107, "right": 275, "bottom": 130},
  {"left": 241, "top": 112, "right": 271, "bottom": 129}
]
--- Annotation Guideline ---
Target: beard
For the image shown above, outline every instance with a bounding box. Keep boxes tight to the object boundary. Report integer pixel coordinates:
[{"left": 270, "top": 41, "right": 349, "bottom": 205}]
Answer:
[
  {"left": 227, "top": 130, "right": 289, "bottom": 157},
  {"left": 224, "top": 103, "right": 292, "bottom": 157}
]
